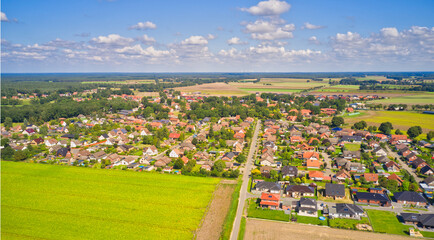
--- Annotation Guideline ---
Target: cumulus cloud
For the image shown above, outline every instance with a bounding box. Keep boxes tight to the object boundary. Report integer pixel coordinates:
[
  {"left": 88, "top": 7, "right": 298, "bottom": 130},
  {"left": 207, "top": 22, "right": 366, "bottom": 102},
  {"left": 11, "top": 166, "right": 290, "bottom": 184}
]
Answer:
[
  {"left": 91, "top": 34, "right": 134, "bottom": 45},
  {"left": 244, "top": 20, "right": 294, "bottom": 40},
  {"left": 309, "top": 36, "right": 320, "bottom": 44},
  {"left": 129, "top": 21, "right": 157, "bottom": 30},
  {"left": 227, "top": 37, "right": 247, "bottom": 45},
  {"left": 181, "top": 35, "right": 208, "bottom": 45},
  {"left": 332, "top": 26, "right": 434, "bottom": 60},
  {"left": 136, "top": 34, "right": 156, "bottom": 45},
  {"left": 302, "top": 22, "right": 325, "bottom": 30},
  {"left": 1, "top": 12, "right": 8, "bottom": 22},
  {"left": 380, "top": 27, "right": 399, "bottom": 38},
  {"left": 241, "top": 0, "right": 290, "bottom": 16},
  {"left": 207, "top": 34, "right": 217, "bottom": 40}
]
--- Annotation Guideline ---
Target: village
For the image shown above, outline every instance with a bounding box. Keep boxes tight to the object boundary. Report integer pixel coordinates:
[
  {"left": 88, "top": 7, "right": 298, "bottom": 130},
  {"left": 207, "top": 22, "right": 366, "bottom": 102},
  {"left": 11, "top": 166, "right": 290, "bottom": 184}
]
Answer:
[{"left": 2, "top": 88, "right": 434, "bottom": 238}]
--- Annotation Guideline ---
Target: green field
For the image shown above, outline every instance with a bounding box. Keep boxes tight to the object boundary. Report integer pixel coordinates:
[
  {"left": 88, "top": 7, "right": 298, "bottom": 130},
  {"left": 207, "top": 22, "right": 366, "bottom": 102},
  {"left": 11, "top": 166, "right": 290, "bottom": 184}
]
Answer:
[
  {"left": 344, "top": 111, "right": 434, "bottom": 132},
  {"left": 328, "top": 217, "right": 370, "bottom": 230},
  {"left": 238, "top": 88, "right": 302, "bottom": 93},
  {"left": 1, "top": 161, "right": 220, "bottom": 240},
  {"left": 366, "top": 209, "right": 410, "bottom": 236},
  {"left": 367, "top": 93, "right": 434, "bottom": 105},
  {"left": 344, "top": 143, "right": 361, "bottom": 151}
]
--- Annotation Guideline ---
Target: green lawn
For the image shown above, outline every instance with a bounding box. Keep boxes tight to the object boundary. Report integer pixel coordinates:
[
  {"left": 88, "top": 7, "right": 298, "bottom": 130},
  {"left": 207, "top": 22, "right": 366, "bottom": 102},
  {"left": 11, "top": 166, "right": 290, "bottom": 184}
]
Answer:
[
  {"left": 329, "top": 217, "right": 370, "bottom": 230},
  {"left": 366, "top": 209, "right": 410, "bottom": 236},
  {"left": 344, "top": 143, "right": 361, "bottom": 151},
  {"left": 246, "top": 199, "right": 289, "bottom": 222},
  {"left": 296, "top": 213, "right": 328, "bottom": 226},
  {"left": 1, "top": 161, "right": 220, "bottom": 240},
  {"left": 367, "top": 93, "right": 434, "bottom": 105},
  {"left": 421, "top": 231, "right": 434, "bottom": 238}
]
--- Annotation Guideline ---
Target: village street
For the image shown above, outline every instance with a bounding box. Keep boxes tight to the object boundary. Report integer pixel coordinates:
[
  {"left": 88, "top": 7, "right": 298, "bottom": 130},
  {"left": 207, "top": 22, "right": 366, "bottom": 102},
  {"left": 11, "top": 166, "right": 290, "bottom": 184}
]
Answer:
[{"left": 230, "top": 120, "right": 261, "bottom": 240}]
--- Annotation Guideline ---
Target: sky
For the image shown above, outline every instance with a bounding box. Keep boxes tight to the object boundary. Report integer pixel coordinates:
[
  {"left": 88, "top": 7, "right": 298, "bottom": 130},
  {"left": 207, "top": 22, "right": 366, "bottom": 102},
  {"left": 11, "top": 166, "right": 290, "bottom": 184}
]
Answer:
[{"left": 1, "top": 0, "right": 434, "bottom": 73}]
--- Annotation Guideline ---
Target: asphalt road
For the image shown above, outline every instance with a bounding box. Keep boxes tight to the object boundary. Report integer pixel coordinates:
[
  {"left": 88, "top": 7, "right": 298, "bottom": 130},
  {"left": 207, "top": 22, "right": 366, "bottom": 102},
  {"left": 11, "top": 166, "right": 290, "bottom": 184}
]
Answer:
[
  {"left": 385, "top": 145, "right": 422, "bottom": 182},
  {"left": 230, "top": 120, "right": 261, "bottom": 240}
]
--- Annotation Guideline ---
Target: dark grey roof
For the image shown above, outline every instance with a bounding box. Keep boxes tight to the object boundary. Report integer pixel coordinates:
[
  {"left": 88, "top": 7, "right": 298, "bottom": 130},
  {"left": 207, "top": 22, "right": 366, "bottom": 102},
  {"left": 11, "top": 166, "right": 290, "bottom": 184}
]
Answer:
[
  {"left": 424, "top": 176, "right": 434, "bottom": 185},
  {"left": 282, "top": 166, "right": 298, "bottom": 176},
  {"left": 286, "top": 185, "right": 314, "bottom": 194},
  {"left": 356, "top": 192, "right": 390, "bottom": 203},
  {"left": 255, "top": 181, "right": 281, "bottom": 191},
  {"left": 401, "top": 213, "right": 434, "bottom": 228},
  {"left": 335, "top": 203, "right": 364, "bottom": 215},
  {"left": 325, "top": 183, "right": 345, "bottom": 197},
  {"left": 300, "top": 197, "right": 317, "bottom": 207},
  {"left": 394, "top": 191, "right": 427, "bottom": 203}
]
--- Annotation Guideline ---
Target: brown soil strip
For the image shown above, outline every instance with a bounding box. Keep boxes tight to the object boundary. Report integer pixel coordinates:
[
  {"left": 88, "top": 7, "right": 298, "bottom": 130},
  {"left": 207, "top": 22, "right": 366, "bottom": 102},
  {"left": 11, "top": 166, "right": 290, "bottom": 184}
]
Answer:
[
  {"left": 244, "top": 218, "right": 417, "bottom": 240},
  {"left": 195, "top": 183, "right": 237, "bottom": 240}
]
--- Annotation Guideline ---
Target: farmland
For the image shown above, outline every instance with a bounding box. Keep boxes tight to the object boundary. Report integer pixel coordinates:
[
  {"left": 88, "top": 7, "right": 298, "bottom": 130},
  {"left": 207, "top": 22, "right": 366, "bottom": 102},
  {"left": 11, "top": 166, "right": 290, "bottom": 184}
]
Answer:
[
  {"left": 367, "top": 93, "right": 434, "bottom": 105},
  {"left": 1, "top": 161, "right": 220, "bottom": 240},
  {"left": 343, "top": 110, "right": 434, "bottom": 133}
]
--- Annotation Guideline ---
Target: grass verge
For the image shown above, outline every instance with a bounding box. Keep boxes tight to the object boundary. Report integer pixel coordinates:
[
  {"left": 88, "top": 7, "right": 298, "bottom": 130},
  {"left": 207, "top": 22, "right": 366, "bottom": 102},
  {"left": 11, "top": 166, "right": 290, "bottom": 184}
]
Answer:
[{"left": 220, "top": 179, "right": 242, "bottom": 240}]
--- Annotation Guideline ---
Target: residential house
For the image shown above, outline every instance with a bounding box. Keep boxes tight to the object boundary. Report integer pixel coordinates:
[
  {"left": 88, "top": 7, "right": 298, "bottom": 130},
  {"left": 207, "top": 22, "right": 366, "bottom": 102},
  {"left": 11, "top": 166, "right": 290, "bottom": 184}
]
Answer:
[
  {"left": 298, "top": 198, "right": 318, "bottom": 217},
  {"left": 281, "top": 166, "right": 298, "bottom": 178},
  {"left": 154, "top": 156, "right": 172, "bottom": 168},
  {"left": 355, "top": 192, "right": 391, "bottom": 206},
  {"left": 329, "top": 203, "right": 364, "bottom": 219},
  {"left": 143, "top": 146, "right": 158, "bottom": 156},
  {"left": 394, "top": 191, "right": 427, "bottom": 206},
  {"left": 169, "top": 149, "right": 183, "bottom": 158},
  {"left": 363, "top": 173, "right": 379, "bottom": 184},
  {"left": 372, "top": 147, "right": 388, "bottom": 157},
  {"left": 385, "top": 161, "right": 401, "bottom": 172},
  {"left": 400, "top": 213, "right": 434, "bottom": 229},
  {"left": 325, "top": 183, "right": 346, "bottom": 199},
  {"left": 253, "top": 181, "right": 281, "bottom": 194},
  {"left": 412, "top": 158, "right": 428, "bottom": 169},
  {"left": 285, "top": 185, "right": 315, "bottom": 198},
  {"left": 335, "top": 169, "right": 351, "bottom": 181},
  {"left": 342, "top": 150, "right": 361, "bottom": 160},
  {"left": 222, "top": 152, "right": 237, "bottom": 161},
  {"left": 259, "top": 192, "right": 280, "bottom": 210},
  {"left": 388, "top": 173, "right": 404, "bottom": 186}
]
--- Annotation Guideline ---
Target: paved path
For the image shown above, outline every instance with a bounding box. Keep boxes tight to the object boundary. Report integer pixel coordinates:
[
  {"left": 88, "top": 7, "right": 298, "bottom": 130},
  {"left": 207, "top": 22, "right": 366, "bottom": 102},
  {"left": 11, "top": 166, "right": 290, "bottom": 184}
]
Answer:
[
  {"left": 322, "top": 151, "right": 333, "bottom": 176},
  {"left": 385, "top": 145, "right": 422, "bottom": 182},
  {"left": 230, "top": 120, "right": 261, "bottom": 240}
]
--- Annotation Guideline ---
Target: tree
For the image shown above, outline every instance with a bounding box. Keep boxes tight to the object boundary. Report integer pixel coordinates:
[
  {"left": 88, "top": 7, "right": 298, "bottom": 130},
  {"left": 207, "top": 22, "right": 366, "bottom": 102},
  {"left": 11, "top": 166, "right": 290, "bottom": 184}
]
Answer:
[
  {"left": 13, "top": 150, "right": 27, "bottom": 161},
  {"left": 174, "top": 159, "right": 184, "bottom": 169},
  {"left": 395, "top": 129, "right": 402, "bottom": 135},
  {"left": 353, "top": 120, "right": 367, "bottom": 130},
  {"left": 4, "top": 117, "right": 13, "bottom": 130},
  {"left": 213, "top": 160, "right": 226, "bottom": 172},
  {"left": 251, "top": 169, "right": 261, "bottom": 177},
  {"left": 428, "top": 131, "right": 434, "bottom": 141},
  {"left": 192, "top": 138, "right": 198, "bottom": 146},
  {"left": 407, "top": 126, "right": 422, "bottom": 139},
  {"left": 379, "top": 122, "right": 393, "bottom": 134},
  {"left": 235, "top": 154, "right": 246, "bottom": 164},
  {"left": 331, "top": 116, "right": 344, "bottom": 127}
]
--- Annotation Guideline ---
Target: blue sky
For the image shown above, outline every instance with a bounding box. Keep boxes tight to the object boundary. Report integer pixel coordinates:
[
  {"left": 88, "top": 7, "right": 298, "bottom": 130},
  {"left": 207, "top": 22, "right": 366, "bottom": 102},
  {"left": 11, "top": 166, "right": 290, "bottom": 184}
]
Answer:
[{"left": 1, "top": 0, "right": 433, "bottom": 72}]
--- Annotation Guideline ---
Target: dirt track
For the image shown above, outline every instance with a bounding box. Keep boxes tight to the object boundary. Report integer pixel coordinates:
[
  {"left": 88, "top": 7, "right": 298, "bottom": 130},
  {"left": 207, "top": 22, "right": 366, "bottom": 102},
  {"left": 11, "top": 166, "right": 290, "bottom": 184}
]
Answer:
[
  {"left": 244, "top": 218, "right": 417, "bottom": 240},
  {"left": 195, "top": 183, "right": 236, "bottom": 240}
]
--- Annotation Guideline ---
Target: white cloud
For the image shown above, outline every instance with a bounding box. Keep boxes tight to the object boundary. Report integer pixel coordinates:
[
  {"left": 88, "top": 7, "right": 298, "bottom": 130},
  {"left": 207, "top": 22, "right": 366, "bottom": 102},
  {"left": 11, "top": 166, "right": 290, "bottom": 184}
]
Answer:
[
  {"left": 245, "top": 20, "right": 276, "bottom": 33},
  {"left": 116, "top": 44, "right": 171, "bottom": 57},
  {"left": 227, "top": 37, "right": 247, "bottom": 45},
  {"left": 309, "top": 36, "right": 320, "bottom": 44},
  {"left": 302, "top": 22, "right": 325, "bottom": 30},
  {"left": 91, "top": 34, "right": 134, "bottom": 46},
  {"left": 251, "top": 28, "right": 293, "bottom": 40},
  {"left": 181, "top": 35, "right": 208, "bottom": 45},
  {"left": 137, "top": 34, "right": 156, "bottom": 45},
  {"left": 241, "top": 0, "right": 290, "bottom": 16},
  {"left": 381, "top": 27, "right": 399, "bottom": 38},
  {"left": 1, "top": 12, "right": 8, "bottom": 22},
  {"left": 207, "top": 34, "right": 217, "bottom": 40},
  {"left": 129, "top": 21, "right": 157, "bottom": 30}
]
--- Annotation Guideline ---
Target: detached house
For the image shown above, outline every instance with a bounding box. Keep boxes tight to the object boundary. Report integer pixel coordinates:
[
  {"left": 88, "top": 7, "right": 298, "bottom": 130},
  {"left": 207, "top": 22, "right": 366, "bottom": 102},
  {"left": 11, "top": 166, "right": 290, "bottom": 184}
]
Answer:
[
  {"left": 394, "top": 191, "right": 427, "bottom": 206},
  {"left": 325, "top": 183, "right": 346, "bottom": 199},
  {"left": 372, "top": 147, "right": 388, "bottom": 157},
  {"left": 259, "top": 193, "right": 280, "bottom": 210},
  {"left": 143, "top": 146, "right": 158, "bottom": 156},
  {"left": 297, "top": 198, "right": 318, "bottom": 217},
  {"left": 253, "top": 181, "right": 281, "bottom": 194},
  {"left": 385, "top": 161, "right": 400, "bottom": 172},
  {"left": 285, "top": 185, "right": 315, "bottom": 198},
  {"left": 329, "top": 204, "right": 364, "bottom": 219}
]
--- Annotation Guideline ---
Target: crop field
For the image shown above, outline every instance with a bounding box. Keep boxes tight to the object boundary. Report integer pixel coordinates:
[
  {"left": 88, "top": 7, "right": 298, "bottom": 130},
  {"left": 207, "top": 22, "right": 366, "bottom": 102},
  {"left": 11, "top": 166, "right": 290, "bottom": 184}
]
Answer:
[
  {"left": 1, "top": 161, "right": 220, "bottom": 240},
  {"left": 367, "top": 93, "right": 434, "bottom": 105},
  {"left": 234, "top": 78, "right": 328, "bottom": 89},
  {"left": 343, "top": 111, "right": 434, "bottom": 133}
]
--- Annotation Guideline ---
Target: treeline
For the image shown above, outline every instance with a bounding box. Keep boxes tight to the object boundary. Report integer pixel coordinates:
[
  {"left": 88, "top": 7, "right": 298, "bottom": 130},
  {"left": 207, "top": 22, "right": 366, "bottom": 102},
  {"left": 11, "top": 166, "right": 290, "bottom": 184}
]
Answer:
[{"left": 1, "top": 98, "right": 138, "bottom": 124}]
